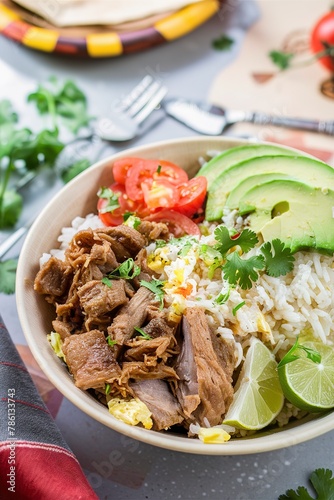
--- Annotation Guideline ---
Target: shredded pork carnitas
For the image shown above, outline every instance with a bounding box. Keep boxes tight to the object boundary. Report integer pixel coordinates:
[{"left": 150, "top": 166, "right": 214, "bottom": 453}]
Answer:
[{"left": 34, "top": 222, "right": 235, "bottom": 432}]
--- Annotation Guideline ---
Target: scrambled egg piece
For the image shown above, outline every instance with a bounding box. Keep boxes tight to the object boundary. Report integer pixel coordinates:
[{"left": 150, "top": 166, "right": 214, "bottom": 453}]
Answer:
[
  {"left": 108, "top": 397, "right": 153, "bottom": 429},
  {"left": 257, "top": 312, "right": 275, "bottom": 344},
  {"left": 197, "top": 427, "right": 231, "bottom": 444}
]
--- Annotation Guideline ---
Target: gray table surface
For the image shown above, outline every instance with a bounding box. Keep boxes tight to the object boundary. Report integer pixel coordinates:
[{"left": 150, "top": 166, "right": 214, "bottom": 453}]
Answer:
[{"left": 1, "top": 2, "right": 333, "bottom": 499}]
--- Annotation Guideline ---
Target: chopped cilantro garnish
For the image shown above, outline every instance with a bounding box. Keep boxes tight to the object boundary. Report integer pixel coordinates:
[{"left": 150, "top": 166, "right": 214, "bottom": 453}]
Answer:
[
  {"left": 101, "top": 277, "right": 112, "bottom": 287},
  {"left": 178, "top": 242, "right": 192, "bottom": 256},
  {"left": 279, "top": 468, "right": 334, "bottom": 500},
  {"left": 0, "top": 259, "right": 18, "bottom": 294},
  {"left": 214, "top": 226, "right": 259, "bottom": 256},
  {"left": 260, "top": 239, "right": 295, "bottom": 277},
  {"left": 140, "top": 278, "right": 165, "bottom": 309},
  {"left": 134, "top": 326, "right": 152, "bottom": 340},
  {"left": 103, "top": 258, "right": 140, "bottom": 283},
  {"left": 156, "top": 165, "right": 162, "bottom": 174},
  {"left": 97, "top": 187, "right": 120, "bottom": 214},
  {"left": 123, "top": 214, "right": 141, "bottom": 229},
  {"left": 215, "top": 288, "right": 230, "bottom": 305},
  {"left": 106, "top": 336, "right": 117, "bottom": 347},
  {"left": 232, "top": 301, "right": 245, "bottom": 316},
  {"left": 155, "top": 239, "right": 167, "bottom": 248}
]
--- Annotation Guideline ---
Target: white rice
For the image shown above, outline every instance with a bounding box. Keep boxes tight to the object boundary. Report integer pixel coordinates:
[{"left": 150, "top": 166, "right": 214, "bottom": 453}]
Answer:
[{"left": 44, "top": 212, "right": 334, "bottom": 429}]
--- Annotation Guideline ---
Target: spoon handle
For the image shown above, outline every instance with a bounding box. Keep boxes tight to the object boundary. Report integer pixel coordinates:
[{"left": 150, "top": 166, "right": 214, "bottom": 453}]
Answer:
[{"left": 249, "top": 112, "right": 334, "bottom": 135}]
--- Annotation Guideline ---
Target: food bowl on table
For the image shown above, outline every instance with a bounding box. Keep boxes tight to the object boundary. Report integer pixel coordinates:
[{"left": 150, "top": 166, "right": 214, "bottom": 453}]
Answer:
[{"left": 16, "top": 136, "right": 334, "bottom": 455}]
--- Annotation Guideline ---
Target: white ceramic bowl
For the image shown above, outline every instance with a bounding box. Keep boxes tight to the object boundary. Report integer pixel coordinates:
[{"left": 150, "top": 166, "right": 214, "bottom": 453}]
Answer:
[{"left": 16, "top": 136, "right": 332, "bottom": 455}]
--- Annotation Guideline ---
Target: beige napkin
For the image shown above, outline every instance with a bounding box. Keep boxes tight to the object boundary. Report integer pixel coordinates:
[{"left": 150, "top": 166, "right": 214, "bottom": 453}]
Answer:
[
  {"left": 209, "top": 0, "right": 334, "bottom": 161},
  {"left": 12, "top": 0, "right": 205, "bottom": 27}
]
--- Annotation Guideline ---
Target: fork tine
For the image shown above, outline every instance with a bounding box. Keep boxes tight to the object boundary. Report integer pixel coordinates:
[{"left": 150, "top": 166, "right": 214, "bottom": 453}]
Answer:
[
  {"left": 116, "top": 75, "right": 154, "bottom": 112},
  {"left": 132, "top": 85, "right": 168, "bottom": 125},
  {"left": 126, "top": 80, "right": 163, "bottom": 118}
]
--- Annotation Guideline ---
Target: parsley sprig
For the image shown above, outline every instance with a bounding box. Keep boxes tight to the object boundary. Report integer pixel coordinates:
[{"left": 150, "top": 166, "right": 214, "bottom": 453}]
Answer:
[
  {"left": 102, "top": 258, "right": 140, "bottom": 287},
  {"left": 279, "top": 468, "right": 334, "bottom": 500}
]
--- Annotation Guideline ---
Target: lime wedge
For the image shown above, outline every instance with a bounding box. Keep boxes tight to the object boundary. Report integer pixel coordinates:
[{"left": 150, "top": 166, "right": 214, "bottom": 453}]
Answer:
[
  {"left": 278, "top": 341, "right": 334, "bottom": 412},
  {"left": 223, "top": 338, "right": 284, "bottom": 430}
]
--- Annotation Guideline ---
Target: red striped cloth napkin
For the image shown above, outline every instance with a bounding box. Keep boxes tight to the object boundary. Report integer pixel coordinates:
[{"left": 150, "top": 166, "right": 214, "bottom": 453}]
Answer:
[{"left": 0, "top": 316, "right": 98, "bottom": 500}]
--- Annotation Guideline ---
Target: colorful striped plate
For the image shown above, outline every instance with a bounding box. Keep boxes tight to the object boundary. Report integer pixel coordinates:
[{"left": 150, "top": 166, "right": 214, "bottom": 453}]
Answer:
[{"left": 0, "top": 0, "right": 220, "bottom": 57}]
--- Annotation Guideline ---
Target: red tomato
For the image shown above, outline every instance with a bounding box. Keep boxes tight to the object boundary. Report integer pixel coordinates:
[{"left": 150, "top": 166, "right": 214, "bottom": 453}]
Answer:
[
  {"left": 124, "top": 159, "right": 188, "bottom": 201},
  {"left": 97, "top": 183, "right": 148, "bottom": 226},
  {"left": 144, "top": 209, "right": 201, "bottom": 237},
  {"left": 311, "top": 11, "right": 334, "bottom": 71},
  {"left": 97, "top": 191, "right": 124, "bottom": 227},
  {"left": 112, "top": 157, "right": 140, "bottom": 184},
  {"left": 173, "top": 176, "right": 207, "bottom": 218},
  {"left": 141, "top": 178, "right": 180, "bottom": 209}
]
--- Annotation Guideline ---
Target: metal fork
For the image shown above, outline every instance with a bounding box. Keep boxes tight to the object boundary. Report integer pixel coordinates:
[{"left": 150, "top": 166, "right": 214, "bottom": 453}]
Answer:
[
  {"left": 0, "top": 76, "right": 168, "bottom": 259},
  {"left": 12, "top": 75, "right": 168, "bottom": 189}
]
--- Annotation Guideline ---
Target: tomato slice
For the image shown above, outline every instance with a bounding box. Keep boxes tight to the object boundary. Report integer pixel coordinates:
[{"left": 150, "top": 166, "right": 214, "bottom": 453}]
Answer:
[
  {"left": 112, "top": 158, "right": 140, "bottom": 184},
  {"left": 141, "top": 178, "right": 179, "bottom": 210},
  {"left": 144, "top": 209, "right": 201, "bottom": 237},
  {"left": 173, "top": 176, "right": 207, "bottom": 218},
  {"left": 97, "top": 182, "right": 151, "bottom": 226},
  {"left": 125, "top": 159, "right": 188, "bottom": 201}
]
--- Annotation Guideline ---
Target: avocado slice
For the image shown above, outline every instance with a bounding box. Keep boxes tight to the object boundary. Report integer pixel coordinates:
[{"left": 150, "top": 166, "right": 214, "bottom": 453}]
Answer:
[
  {"left": 238, "top": 179, "right": 334, "bottom": 253},
  {"left": 205, "top": 155, "right": 331, "bottom": 221},
  {"left": 197, "top": 144, "right": 299, "bottom": 189},
  {"left": 226, "top": 173, "right": 297, "bottom": 209}
]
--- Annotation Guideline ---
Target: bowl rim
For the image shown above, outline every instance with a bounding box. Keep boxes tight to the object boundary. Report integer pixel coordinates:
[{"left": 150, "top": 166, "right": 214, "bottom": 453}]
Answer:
[{"left": 16, "top": 135, "right": 334, "bottom": 455}]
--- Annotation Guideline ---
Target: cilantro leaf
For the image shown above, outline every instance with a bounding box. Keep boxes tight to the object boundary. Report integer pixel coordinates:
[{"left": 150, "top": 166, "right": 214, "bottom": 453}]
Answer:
[
  {"left": 0, "top": 190, "right": 23, "bottom": 228},
  {"left": 61, "top": 158, "right": 91, "bottom": 184},
  {"left": 140, "top": 278, "right": 165, "bottom": 309},
  {"left": 102, "top": 277, "right": 112, "bottom": 288},
  {"left": 104, "top": 258, "right": 140, "bottom": 282},
  {"left": 28, "top": 78, "right": 93, "bottom": 133},
  {"left": 212, "top": 34, "right": 235, "bottom": 51},
  {"left": 214, "top": 226, "right": 258, "bottom": 256},
  {"left": 260, "top": 239, "right": 295, "bottom": 277},
  {"left": 0, "top": 100, "right": 18, "bottom": 125},
  {"left": 0, "top": 259, "right": 18, "bottom": 294},
  {"left": 223, "top": 252, "right": 265, "bottom": 290},
  {"left": 278, "top": 468, "right": 334, "bottom": 500},
  {"left": 269, "top": 50, "right": 294, "bottom": 70},
  {"left": 134, "top": 326, "right": 152, "bottom": 340}
]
